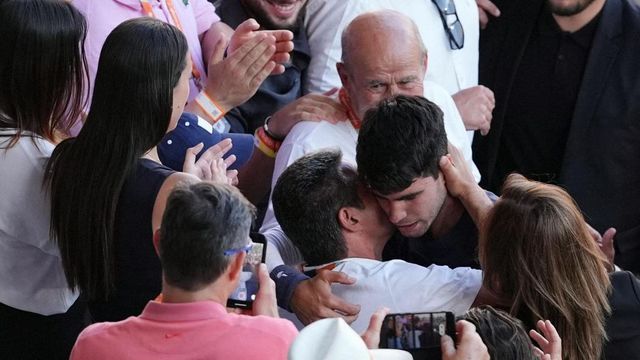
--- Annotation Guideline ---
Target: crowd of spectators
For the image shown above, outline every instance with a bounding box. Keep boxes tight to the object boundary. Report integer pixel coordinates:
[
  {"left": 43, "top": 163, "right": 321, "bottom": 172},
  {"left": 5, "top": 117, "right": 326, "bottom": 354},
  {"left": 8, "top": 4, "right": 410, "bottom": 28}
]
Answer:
[{"left": 1, "top": 0, "right": 639, "bottom": 359}]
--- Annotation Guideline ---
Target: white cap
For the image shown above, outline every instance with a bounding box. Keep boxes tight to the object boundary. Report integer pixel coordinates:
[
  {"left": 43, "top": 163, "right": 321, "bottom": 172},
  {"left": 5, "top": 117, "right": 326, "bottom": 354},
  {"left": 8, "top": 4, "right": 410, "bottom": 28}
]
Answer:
[{"left": 289, "top": 318, "right": 413, "bottom": 360}]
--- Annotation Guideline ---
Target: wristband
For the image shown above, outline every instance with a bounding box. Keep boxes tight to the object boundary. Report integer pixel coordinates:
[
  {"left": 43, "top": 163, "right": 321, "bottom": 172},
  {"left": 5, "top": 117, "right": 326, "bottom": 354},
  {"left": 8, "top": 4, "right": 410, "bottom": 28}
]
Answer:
[
  {"left": 195, "top": 91, "right": 225, "bottom": 124},
  {"left": 255, "top": 127, "right": 282, "bottom": 158},
  {"left": 263, "top": 116, "right": 285, "bottom": 141},
  {"left": 271, "top": 265, "right": 310, "bottom": 312}
]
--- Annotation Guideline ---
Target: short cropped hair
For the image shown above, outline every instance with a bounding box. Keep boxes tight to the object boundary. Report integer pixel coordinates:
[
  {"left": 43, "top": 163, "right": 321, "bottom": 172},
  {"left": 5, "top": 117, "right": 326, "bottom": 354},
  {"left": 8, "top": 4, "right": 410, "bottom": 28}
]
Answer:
[
  {"left": 462, "top": 306, "right": 536, "bottom": 360},
  {"left": 272, "top": 150, "right": 362, "bottom": 266},
  {"left": 356, "top": 95, "right": 447, "bottom": 195},
  {"left": 159, "top": 183, "right": 255, "bottom": 291}
]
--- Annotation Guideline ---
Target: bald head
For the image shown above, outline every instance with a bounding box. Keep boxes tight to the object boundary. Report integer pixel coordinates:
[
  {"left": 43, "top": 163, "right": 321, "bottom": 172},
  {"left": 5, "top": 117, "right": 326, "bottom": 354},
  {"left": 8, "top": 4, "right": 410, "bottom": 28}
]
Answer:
[{"left": 341, "top": 10, "right": 427, "bottom": 69}]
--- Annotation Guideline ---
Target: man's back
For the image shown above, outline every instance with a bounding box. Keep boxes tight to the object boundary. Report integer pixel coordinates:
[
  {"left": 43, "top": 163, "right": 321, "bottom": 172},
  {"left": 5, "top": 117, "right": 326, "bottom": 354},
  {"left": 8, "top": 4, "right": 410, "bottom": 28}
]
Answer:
[
  {"left": 71, "top": 301, "right": 297, "bottom": 360},
  {"left": 329, "top": 258, "right": 482, "bottom": 333}
]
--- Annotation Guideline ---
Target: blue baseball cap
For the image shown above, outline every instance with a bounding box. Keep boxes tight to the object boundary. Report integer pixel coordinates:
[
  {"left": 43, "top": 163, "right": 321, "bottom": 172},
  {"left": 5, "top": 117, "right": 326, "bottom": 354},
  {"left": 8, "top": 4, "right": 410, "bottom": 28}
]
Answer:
[{"left": 158, "top": 112, "right": 254, "bottom": 171}]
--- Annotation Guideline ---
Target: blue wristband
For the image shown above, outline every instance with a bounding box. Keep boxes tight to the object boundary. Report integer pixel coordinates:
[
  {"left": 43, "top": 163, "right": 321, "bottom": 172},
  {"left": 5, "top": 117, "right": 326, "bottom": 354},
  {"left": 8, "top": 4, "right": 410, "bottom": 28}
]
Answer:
[{"left": 271, "top": 265, "right": 309, "bottom": 312}]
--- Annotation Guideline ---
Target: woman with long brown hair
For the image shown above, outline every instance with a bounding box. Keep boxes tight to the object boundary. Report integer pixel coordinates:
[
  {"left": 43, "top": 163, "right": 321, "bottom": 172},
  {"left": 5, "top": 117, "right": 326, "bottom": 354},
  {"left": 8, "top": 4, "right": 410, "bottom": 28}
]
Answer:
[{"left": 479, "top": 173, "right": 640, "bottom": 360}]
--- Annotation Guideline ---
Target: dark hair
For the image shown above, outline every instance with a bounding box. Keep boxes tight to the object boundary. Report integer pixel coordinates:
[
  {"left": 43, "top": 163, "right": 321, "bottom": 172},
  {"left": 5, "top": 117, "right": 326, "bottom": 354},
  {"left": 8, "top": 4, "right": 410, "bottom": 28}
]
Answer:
[
  {"left": 272, "top": 150, "right": 362, "bottom": 266},
  {"left": 47, "top": 18, "right": 189, "bottom": 300},
  {"left": 0, "top": 0, "right": 87, "bottom": 147},
  {"left": 462, "top": 306, "right": 537, "bottom": 360},
  {"left": 480, "top": 174, "right": 611, "bottom": 360},
  {"left": 356, "top": 95, "right": 447, "bottom": 195},
  {"left": 159, "top": 183, "right": 255, "bottom": 291}
]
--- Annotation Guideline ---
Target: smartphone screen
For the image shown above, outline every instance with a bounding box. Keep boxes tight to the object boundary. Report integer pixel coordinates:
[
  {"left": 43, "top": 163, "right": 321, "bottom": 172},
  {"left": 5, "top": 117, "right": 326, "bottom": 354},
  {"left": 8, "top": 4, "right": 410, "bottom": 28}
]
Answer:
[
  {"left": 226, "top": 233, "right": 266, "bottom": 309},
  {"left": 379, "top": 312, "right": 455, "bottom": 359}
]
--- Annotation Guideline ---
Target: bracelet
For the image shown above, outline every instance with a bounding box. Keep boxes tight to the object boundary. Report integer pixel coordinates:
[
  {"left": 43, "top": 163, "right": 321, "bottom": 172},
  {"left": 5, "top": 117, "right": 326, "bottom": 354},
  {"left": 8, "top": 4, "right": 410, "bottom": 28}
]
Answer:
[
  {"left": 255, "top": 127, "right": 282, "bottom": 158},
  {"left": 263, "top": 116, "right": 285, "bottom": 141},
  {"left": 195, "top": 91, "right": 225, "bottom": 124}
]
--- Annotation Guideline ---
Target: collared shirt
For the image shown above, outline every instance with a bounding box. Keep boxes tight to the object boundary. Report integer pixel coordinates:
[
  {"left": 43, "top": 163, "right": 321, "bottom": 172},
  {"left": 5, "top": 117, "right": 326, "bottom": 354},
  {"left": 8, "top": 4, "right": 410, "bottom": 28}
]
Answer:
[
  {"left": 215, "top": 0, "right": 311, "bottom": 133},
  {"left": 71, "top": 300, "right": 298, "bottom": 359},
  {"left": 496, "top": 4, "right": 602, "bottom": 185},
  {"left": 0, "top": 130, "right": 78, "bottom": 315},
  {"left": 72, "top": 0, "right": 219, "bottom": 105}
]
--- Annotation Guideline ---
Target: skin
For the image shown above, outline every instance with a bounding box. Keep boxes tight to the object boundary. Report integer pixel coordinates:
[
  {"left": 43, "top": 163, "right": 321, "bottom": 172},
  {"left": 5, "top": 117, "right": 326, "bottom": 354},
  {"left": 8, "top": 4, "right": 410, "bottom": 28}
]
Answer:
[
  {"left": 337, "top": 11, "right": 427, "bottom": 120},
  {"left": 549, "top": 0, "right": 606, "bottom": 32},
  {"left": 239, "top": 0, "right": 307, "bottom": 31},
  {"left": 372, "top": 176, "right": 448, "bottom": 239}
]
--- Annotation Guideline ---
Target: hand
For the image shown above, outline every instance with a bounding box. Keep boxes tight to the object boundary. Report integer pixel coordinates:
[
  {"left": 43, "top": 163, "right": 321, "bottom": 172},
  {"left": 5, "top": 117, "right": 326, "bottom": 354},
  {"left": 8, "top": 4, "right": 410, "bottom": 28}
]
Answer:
[
  {"left": 183, "top": 139, "right": 235, "bottom": 183},
  {"left": 530, "top": 320, "right": 562, "bottom": 360},
  {"left": 250, "top": 264, "right": 280, "bottom": 318},
  {"left": 227, "top": 18, "right": 294, "bottom": 75},
  {"left": 361, "top": 307, "right": 390, "bottom": 349},
  {"left": 452, "top": 85, "right": 495, "bottom": 135},
  {"left": 440, "top": 143, "right": 477, "bottom": 199},
  {"left": 441, "top": 320, "right": 490, "bottom": 360},
  {"left": 204, "top": 31, "right": 276, "bottom": 112},
  {"left": 290, "top": 270, "right": 360, "bottom": 325},
  {"left": 268, "top": 88, "right": 347, "bottom": 139},
  {"left": 477, "top": 0, "right": 501, "bottom": 29},
  {"left": 587, "top": 225, "right": 617, "bottom": 272}
]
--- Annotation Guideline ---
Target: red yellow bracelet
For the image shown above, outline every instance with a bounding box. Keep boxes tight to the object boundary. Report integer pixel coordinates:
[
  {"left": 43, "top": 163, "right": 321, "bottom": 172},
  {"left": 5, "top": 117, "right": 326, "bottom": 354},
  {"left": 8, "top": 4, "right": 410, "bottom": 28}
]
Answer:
[{"left": 255, "top": 127, "right": 282, "bottom": 158}]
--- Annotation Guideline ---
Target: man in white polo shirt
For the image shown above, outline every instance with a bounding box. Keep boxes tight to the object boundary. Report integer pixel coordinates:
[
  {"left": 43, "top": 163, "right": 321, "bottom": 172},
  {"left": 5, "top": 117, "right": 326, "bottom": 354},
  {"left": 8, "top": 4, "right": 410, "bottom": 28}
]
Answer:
[{"left": 271, "top": 150, "right": 482, "bottom": 333}]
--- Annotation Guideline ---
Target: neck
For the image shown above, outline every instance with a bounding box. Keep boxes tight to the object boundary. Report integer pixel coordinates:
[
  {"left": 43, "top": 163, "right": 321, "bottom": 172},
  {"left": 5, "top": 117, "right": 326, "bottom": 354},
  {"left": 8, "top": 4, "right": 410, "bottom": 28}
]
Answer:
[
  {"left": 160, "top": 279, "right": 228, "bottom": 306},
  {"left": 552, "top": 0, "right": 606, "bottom": 32},
  {"left": 430, "top": 195, "right": 464, "bottom": 239},
  {"left": 345, "top": 231, "right": 387, "bottom": 261},
  {"left": 144, "top": 146, "right": 161, "bottom": 162}
]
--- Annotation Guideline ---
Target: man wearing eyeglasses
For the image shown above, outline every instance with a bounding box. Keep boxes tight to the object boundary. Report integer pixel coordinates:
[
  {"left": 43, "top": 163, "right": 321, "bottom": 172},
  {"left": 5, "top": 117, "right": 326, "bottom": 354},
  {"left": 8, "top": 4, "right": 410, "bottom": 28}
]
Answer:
[
  {"left": 304, "top": 0, "right": 497, "bottom": 138},
  {"left": 475, "top": 0, "right": 640, "bottom": 274},
  {"left": 70, "top": 183, "right": 297, "bottom": 360}
]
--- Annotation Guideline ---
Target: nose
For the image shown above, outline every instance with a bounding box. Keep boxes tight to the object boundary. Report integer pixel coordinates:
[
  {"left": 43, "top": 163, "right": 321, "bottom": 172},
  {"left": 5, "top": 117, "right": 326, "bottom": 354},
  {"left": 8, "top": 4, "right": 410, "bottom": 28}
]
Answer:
[
  {"left": 386, "top": 200, "right": 406, "bottom": 225},
  {"left": 386, "top": 84, "right": 400, "bottom": 97}
]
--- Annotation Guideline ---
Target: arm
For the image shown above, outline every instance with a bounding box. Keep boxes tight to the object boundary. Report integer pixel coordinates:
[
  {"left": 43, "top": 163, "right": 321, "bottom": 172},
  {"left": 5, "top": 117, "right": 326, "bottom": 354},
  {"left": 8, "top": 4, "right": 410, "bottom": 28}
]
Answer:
[{"left": 439, "top": 145, "right": 493, "bottom": 230}]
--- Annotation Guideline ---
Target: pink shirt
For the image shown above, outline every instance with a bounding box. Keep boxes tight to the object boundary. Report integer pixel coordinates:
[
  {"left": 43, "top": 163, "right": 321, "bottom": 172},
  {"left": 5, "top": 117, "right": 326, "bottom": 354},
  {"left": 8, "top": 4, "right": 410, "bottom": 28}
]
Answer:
[
  {"left": 72, "top": 0, "right": 219, "bottom": 104},
  {"left": 71, "top": 300, "right": 298, "bottom": 360}
]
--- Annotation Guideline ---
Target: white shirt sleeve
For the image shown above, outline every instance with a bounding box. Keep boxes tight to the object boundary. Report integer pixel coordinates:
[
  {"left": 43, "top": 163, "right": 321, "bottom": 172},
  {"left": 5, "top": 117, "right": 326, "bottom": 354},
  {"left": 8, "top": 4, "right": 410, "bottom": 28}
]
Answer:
[
  {"left": 423, "top": 81, "right": 481, "bottom": 183},
  {"left": 384, "top": 261, "right": 482, "bottom": 316}
]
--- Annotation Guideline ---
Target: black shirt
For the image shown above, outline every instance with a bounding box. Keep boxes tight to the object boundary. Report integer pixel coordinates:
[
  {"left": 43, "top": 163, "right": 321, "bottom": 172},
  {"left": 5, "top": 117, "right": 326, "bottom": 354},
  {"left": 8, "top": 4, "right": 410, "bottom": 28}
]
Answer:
[
  {"left": 215, "top": 0, "right": 310, "bottom": 133},
  {"left": 495, "top": 5, "right": 601, "bottom": 185}
]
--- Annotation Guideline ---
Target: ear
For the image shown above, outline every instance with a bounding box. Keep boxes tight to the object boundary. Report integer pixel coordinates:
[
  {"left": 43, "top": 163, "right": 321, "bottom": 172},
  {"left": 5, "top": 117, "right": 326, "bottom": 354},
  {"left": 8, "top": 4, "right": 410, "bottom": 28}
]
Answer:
[
  {"left": 338, "top": 207, "right": 360, "bottom": 233},
  {"left": 152, "top": 229, "right": 161, "bottom": 257},
  {"left": 337, "top": 62, "right": 350, "bottom": 89},
  {"left": 227, "top": 251, "right": 246, "bottom": 284}
]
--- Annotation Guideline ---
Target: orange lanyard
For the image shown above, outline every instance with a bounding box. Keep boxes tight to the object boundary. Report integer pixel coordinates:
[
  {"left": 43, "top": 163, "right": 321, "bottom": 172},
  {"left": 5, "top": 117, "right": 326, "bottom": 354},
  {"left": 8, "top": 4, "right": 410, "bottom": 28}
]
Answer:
[
  {"left": 139, "top": 0, "right": 203, "bottom": 84},
  {"left": 339, "top": 88, "right": 361, "bottom": 130}
]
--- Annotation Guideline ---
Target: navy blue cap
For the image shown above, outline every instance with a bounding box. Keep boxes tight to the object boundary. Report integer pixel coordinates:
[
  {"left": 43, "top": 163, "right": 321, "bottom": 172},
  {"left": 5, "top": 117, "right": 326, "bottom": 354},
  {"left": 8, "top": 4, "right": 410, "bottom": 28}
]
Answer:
[{"left": 158, "top": 112, "right": 254, "bottom": 171}]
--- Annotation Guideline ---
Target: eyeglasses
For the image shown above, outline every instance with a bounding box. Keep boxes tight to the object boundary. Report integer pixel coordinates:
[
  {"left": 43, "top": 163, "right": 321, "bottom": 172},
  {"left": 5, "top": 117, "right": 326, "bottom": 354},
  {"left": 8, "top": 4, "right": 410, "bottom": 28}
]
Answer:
[
  {"left": 223, "top": 242, "right": 253, "bottom": 256},
  {"left": 432, "top": 0, "right": 465, "bottom": 50}
]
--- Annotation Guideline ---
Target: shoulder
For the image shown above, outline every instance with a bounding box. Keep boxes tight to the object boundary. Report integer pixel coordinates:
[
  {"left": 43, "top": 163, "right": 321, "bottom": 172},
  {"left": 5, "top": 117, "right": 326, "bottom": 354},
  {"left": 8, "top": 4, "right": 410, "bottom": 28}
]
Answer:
[
  {"left": 232, "top": 314, "right": 298, "bottom": 342},
  {"left": 71, "top": 321, "right": 123, "bottom": 357},
  {"left": 610, "top": 271, "right": 640, "bottom": 302}
]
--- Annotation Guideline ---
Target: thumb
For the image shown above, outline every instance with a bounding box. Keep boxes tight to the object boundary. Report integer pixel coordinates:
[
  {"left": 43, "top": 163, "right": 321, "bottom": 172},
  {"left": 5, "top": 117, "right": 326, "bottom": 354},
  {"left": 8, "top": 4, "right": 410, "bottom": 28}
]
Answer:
[
  {"left": 184, "top": 142, "right": 204, "bottom": 167},
  {"left": 603, "top": 227, "right": 617, "bottom": 245},
  {"left": 441, "top": 335, "right": 456, "bottom": 357},
  {"left": 209, "top": 34, "right": 228, "bottom": 65},
  {"left": 235, "top": 18, "right": 260, "bottom": 35}
]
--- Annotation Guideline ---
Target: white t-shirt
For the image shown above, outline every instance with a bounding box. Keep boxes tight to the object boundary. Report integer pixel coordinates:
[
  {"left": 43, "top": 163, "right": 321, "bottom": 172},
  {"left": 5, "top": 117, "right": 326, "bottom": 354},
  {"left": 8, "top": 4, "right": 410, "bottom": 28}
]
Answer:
[
  {"left": 332, "top": 258, "right": 481, "bottom": 333},
  {"left": 261, "top": 86, "right": 480, "bottom": 269},
  {"left": 304, "top": 0, "right": 479, "bottom": 140},
  {"left": 0, "top": 130, "right": 78, "bottom": 315}
]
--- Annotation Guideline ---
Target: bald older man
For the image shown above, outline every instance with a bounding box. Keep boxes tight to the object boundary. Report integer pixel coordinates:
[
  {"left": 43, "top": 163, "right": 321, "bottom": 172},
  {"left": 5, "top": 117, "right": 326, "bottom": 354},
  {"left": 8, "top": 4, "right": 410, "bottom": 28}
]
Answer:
[{"left": 261, "top": 10, "right": 481, "bottom": 324}]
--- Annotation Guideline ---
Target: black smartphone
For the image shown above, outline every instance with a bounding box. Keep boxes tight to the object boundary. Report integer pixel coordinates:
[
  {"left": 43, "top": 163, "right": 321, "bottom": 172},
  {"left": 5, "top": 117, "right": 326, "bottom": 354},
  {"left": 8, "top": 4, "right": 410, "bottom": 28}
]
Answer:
[
  {"left": 379, "top": 311, "right": 456, "bottom": 359},
  {"left": 226, "top": 233, "right": 266, "bottom": 309}
]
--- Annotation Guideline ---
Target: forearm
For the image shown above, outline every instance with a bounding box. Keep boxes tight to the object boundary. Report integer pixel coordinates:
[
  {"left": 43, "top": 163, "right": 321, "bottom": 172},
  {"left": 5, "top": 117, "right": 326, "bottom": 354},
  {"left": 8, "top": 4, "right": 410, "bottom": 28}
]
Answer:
[
  {"left": 237, "top": 149, "right": 275, "bottom": 205},
  {"left": 458, "top": 185, "right": 494, "bottom": 230}
]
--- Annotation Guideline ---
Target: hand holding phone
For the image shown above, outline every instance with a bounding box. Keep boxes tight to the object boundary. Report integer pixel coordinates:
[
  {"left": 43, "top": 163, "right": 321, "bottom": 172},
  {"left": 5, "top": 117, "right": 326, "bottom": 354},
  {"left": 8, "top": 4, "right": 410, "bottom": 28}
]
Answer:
[{"left": 227, "top": 233, "right": 266, "bottom": 309}]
